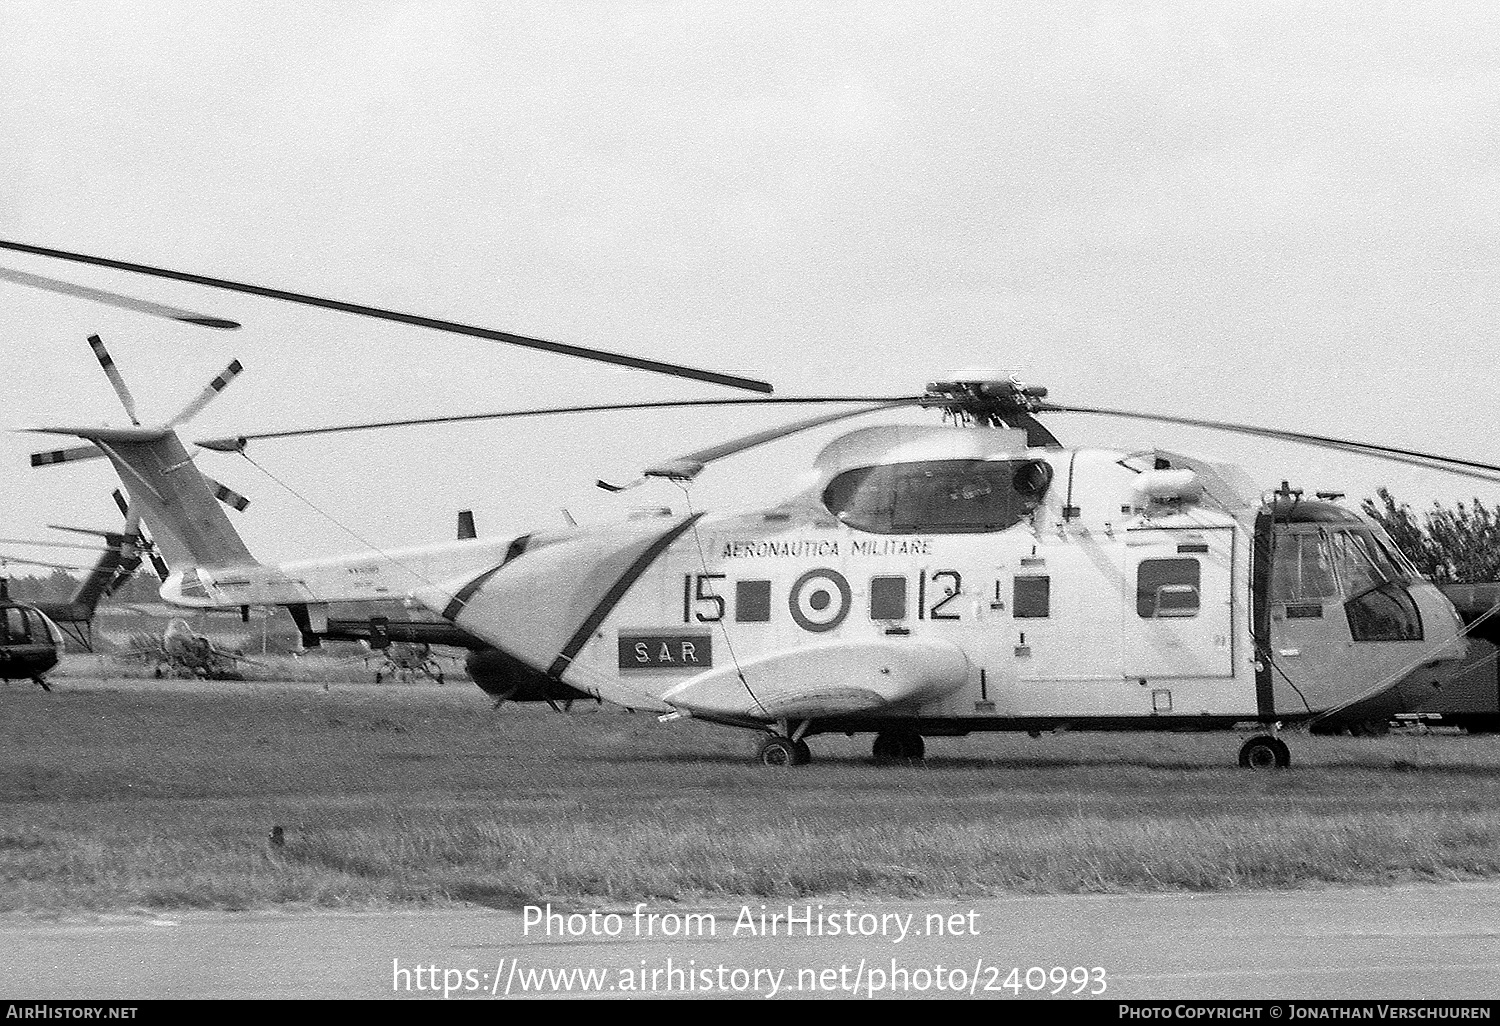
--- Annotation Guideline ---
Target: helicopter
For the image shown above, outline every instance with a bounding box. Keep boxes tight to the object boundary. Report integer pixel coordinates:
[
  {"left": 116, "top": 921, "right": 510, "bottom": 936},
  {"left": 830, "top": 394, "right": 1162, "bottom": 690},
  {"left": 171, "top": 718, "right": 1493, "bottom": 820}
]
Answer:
[
  {"left": 7, "top": 240, "right": 1499, "bottom": 767},
  {"left": 0, "top": 572, "right": 66, "bottom": 691},
  {"left": 0, "top": 490, "right": 162, "bottom": 651}
]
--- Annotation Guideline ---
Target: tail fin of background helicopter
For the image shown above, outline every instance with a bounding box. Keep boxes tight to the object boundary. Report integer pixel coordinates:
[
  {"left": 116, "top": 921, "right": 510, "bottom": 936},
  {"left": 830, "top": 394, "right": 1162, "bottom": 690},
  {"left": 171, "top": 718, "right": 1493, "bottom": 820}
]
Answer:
[{"left": 53, "top": 497, "right": 149, "bottom": 615}]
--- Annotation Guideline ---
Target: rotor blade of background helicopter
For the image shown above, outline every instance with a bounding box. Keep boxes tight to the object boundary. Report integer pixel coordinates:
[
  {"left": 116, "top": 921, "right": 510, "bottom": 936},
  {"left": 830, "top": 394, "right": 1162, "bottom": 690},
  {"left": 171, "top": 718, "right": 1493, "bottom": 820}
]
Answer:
[
  {"left": 0, "top": 266, "right": 240, "bottom": 330},
  {"left": 0, "top": 537, "right": 115, "bottom": 553},
  {"left": 0, "top": 553, "right": 83, "bottom": 571},
  {"left": 192, "top": 395, "right": 922, "bottom": 451},
  {"left": 0, "top": 239, "right": 772, "bottom": 394},
  {"left": 1043, "top": 404, "right": 1500, "bottom": 485}
]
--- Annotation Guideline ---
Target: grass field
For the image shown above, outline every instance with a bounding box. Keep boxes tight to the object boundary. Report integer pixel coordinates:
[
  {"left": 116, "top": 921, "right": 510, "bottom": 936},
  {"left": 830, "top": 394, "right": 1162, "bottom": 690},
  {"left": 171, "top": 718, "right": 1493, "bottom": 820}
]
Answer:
[{"left": 5, "top": 672, "right": 1500, "bottom": 915}]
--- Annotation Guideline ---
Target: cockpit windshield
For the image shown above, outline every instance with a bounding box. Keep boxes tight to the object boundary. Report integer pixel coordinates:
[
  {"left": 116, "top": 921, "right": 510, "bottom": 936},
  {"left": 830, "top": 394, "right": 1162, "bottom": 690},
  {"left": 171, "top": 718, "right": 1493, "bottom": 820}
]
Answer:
[
  {"left": 1272, "top": 526, "right": 1414, "bottom": 603},
  {"left": 1270, "top": 524, "right": 1423, "bottom": 641}
]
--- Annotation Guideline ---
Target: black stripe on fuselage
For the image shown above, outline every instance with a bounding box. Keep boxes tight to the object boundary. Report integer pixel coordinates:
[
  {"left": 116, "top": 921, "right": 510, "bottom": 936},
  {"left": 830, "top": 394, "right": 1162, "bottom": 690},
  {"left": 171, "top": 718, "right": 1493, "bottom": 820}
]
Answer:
[
  {"left": 547, "top": 514, "right": 704, "bottom": 680},
  {"left": 440, "top": 534, "right": 532, "bottom": 622},
  {"left": 1251, "top": 510, "right": 1276, "bottom": 721}
]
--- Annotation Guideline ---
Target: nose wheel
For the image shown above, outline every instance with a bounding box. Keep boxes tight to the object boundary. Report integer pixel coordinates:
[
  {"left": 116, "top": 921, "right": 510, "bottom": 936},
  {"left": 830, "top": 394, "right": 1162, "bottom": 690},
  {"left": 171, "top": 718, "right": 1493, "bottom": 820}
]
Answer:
[{"left": 1238, "top": 734, "right": 1290, "bottom": 769}]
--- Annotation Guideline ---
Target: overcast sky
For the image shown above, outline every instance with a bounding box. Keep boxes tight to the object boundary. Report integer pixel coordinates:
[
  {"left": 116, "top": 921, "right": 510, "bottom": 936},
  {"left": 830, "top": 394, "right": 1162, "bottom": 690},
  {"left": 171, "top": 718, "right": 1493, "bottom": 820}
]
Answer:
[{"left": 2, "top": 1, "right": 1498, "bottom": 569}]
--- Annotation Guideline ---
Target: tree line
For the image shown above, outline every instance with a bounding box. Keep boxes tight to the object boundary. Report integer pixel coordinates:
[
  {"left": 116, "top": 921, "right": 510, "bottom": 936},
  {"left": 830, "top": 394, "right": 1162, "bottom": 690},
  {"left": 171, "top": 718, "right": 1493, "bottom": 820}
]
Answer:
[{"left": 1362, "top": 488, "right": 1500, "bottom": 583}]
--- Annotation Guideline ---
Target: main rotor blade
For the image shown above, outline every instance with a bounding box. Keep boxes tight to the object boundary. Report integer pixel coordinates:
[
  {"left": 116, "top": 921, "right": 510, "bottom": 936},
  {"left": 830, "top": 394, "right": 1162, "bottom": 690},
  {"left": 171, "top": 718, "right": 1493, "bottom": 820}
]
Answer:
[
  {"left": 644, "top": 400, "right": 927, "bottom": 480},
  {"left": 600, "top": 398, "right": 927, "bottom": 490},
  {"left": 88, "top": 335, "right": 141, "bottom": 424},
  {"left": 192, "top": 395, "right": 919, "bottom": 451},
  {"left": 1043, "top": 404, "right": 1500, "bottom": 484},
  {"left": 0, "top": 266, "right": 239, "bottom": 329},
  {"left": 0, "top": 239, "right": 772, "bottom": 394}
]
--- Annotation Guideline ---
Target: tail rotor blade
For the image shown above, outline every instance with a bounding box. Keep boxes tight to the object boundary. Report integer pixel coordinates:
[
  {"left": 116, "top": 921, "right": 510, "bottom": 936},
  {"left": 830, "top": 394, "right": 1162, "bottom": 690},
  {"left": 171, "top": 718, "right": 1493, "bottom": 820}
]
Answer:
[
  {"left": 167, "top": 359, "right": 243, "bottom": 427},
  {"left": 88, "top": 336, "right": 141, "bottom": 424},
  {"left": 202, "top": 476, "right": 251, "bottom": 512},
  {"left": 31, "top": 444, "right": 104, "bottom": 468}
]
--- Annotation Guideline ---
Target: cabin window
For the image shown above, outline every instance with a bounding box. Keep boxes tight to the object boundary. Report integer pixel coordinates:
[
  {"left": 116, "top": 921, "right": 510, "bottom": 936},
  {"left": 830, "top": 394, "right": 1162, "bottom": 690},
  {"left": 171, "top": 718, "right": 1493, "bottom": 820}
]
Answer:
[
  {"left": 735, "top": 580, "right": 772, "bottom": 622},
  {"left": 869, "top": 576, "right": 907, "bottom": 620},
  {"left": 3, "top": 607, "right": 29, "bottom": 643},
  {"left": 1013, "top": 576, "right": 1050, "bottom": 618},
  {"left": 822, "top": 459, "right": 1050, "bottom": 535},
  {"left": 1137, "top": 559, "right": 1200, "bottom": 618},
  {"left": 1345, "top": 583, "right": 1423, "bottom": 642}
]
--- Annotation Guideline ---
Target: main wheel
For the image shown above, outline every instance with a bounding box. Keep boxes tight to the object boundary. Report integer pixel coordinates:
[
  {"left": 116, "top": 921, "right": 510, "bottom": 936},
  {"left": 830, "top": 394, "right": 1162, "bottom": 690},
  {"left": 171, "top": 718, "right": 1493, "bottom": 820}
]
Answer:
[
  {"left": 1238, "top": 734, "right": 1291, "bottom": 769},
  {"left": 758, "top": 736, "right": 799, "bottom": 767},
  {"left": 873, "top": 730, "right": 924, "bottom": 763}
]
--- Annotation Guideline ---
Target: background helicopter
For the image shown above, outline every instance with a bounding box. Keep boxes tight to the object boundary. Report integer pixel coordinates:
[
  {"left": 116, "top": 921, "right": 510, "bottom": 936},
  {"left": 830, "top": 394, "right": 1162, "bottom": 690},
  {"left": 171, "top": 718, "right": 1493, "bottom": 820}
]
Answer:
[
  {"left": 9, "top": 242, "right": 1500, "bottom": 769},
  {"left": 0, "top": 490, "right": 162, "bottom": 651},
  {"left": 0, "top": 570, "right": 66, "bottom": 691}
]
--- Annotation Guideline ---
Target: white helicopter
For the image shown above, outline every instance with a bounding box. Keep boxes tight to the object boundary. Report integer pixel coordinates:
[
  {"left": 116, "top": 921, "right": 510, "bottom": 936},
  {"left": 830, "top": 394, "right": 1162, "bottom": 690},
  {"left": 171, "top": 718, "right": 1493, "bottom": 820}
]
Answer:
[{"left": 8, "top": 239, "right": 1498, "bottom": 768}]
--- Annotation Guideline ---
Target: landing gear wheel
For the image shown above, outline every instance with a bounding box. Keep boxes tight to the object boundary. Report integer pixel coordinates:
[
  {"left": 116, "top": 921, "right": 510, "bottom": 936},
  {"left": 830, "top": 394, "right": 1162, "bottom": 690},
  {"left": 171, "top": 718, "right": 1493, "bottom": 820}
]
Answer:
[
  {"left": 793, "top": 739, "right": 811, "bottom": 766},
  {"left": 873, "top": 730, "right": 925, "bottom": 763},
  {"left": 758, "top": 736, "right": 799, "bottom": 768},
  {"left": 1238, "top": 734, "right": 1291, "bottom": 769}
]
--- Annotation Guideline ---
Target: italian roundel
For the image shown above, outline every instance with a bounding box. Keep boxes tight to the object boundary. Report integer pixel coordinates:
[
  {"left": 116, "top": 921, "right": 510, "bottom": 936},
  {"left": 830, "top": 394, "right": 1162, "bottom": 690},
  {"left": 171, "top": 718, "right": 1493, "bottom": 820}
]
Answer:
[{"left": 788, "top": 568, "right": 852, "bottom": 633}]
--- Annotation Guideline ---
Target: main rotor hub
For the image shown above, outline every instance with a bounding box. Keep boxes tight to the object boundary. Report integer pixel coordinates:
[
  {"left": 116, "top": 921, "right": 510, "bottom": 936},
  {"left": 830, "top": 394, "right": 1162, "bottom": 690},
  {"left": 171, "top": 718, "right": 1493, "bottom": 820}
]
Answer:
[{"left": 923, "top": 374, "right": 1049, "bottom": 426}]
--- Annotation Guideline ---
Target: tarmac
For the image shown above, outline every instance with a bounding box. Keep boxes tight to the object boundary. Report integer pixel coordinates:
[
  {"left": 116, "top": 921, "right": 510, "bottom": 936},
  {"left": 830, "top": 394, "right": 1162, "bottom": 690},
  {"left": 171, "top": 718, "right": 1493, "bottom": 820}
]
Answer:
[{"left": 3, "top": 882, "right": 1498, "bottom": 1000}]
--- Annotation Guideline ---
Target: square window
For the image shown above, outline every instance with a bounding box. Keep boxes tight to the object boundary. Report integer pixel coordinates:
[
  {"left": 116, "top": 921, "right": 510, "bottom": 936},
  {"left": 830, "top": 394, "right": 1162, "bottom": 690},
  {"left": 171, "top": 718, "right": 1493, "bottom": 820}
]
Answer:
[
  {"left": 1013, "top": 576, "right": 1050, "bottom": 618},
  {"left": 869, "top": 575, "right": 907, "bottom": 620},
  {"left": 735, "top": 580, "right": 771, "bottom": 622}
]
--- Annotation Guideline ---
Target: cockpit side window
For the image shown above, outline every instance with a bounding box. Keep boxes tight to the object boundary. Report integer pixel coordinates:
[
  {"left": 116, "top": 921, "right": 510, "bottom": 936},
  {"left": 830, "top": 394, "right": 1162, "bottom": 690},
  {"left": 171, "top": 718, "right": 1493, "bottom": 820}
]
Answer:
[
  {"left": 823, "top": 459, "right": 1050, "bottom": 535},
  {"left": 1326, "top": 529, "right": 1402, "bottom": 597},
  {"left": 1346, "top": 584, "right": 1423, "bottom": 641}
]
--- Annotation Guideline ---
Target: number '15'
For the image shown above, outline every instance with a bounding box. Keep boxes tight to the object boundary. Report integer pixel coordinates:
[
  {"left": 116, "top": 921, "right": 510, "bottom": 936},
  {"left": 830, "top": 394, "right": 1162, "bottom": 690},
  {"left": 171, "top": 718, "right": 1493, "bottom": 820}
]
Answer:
[{"left": 683, "top": 574, "right": 725, "bottom": 623}]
